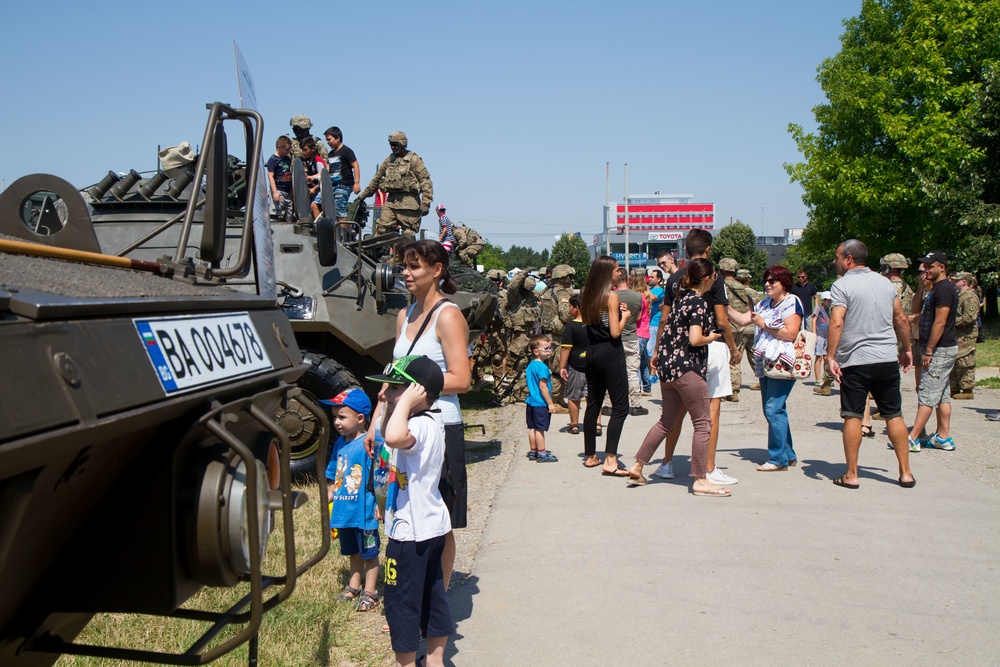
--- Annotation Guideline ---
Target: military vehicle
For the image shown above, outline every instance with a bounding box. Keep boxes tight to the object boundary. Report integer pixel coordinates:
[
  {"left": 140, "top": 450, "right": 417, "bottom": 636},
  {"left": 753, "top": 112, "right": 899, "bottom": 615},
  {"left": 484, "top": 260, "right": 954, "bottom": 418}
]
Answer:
[
  {"left": 81, "top": 142, "right": 497, "bottom": 476},
  {"left": 0, "top": 102, "right": 329, "bottom": 666}
]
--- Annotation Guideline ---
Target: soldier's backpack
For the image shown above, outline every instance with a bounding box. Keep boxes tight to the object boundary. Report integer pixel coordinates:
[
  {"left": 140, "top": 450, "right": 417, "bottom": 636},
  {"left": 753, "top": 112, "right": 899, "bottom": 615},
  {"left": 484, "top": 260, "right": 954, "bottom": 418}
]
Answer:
[{"left": 453, "top": 224, "right": 469, "bottom": 250}]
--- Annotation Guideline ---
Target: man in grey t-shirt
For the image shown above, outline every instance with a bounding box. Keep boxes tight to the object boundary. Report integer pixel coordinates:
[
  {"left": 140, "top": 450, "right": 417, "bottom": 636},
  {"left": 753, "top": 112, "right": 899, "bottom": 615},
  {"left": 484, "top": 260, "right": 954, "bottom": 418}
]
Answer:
[
  {"left": 826, "top": 239, "right": 915, "bottom": 489},
  {"left": 613, "top": 268, "right": 646, "bottom": 415}
]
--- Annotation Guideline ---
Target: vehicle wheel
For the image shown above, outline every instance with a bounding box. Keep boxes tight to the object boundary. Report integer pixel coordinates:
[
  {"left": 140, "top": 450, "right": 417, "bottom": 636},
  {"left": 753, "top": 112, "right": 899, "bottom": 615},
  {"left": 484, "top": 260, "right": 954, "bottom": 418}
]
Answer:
[{"left": 276, "top": 352, "right": 358, "bottom": 478}]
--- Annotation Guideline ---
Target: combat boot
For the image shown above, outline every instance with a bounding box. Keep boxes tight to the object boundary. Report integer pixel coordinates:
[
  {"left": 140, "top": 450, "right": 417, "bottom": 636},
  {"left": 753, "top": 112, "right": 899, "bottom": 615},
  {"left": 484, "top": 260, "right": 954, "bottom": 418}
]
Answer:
[
  {"left": 953, "top": 391, "right": 975, "bottom": 400},
  {"left": 748, "top": 383, "right": 760, "bottom": 391},
  {"left": 725, "top": 391, "right": 739, "bottom": 403},
  {"left": 812, "top": 384, "right": 832, "bottom": 396}
]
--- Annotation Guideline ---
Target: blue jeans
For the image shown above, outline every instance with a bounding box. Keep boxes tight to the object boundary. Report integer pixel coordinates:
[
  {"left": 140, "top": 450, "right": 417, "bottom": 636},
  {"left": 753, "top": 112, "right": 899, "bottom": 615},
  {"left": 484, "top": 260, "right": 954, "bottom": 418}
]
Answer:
[
  {"left": 639, "top": 336, "right": 651, "bottom": 392},
  {"left": 647, "top": 325, "right": 659, "bottom": 382},
  {"left": 759, "top": 376, "right": 796, "bottom": 466},
  {"left": 332, "top": 184, "right": 351, "bottom": 218}
]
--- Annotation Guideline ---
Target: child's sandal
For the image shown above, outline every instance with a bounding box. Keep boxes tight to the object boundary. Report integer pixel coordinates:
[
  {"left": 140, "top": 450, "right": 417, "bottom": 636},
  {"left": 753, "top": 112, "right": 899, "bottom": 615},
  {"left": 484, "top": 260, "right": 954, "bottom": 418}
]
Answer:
[
  {"left": 336, "top": 585, "right": 361, "bottom": 603},
  {"left": 356, "top": 590, "right": 381, "bottom": 612}
]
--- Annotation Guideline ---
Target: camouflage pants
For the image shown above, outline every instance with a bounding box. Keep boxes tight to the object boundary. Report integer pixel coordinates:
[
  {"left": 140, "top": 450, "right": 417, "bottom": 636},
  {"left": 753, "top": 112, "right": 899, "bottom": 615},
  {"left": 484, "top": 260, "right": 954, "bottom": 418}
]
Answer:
[
  {"left": 730, "top": 328, "right": 756, "bottom": 391},
  {"left": 374, "top": 203, "right": 421, "bottom": 238},
  {"left": 950, "top": 348, "right": 976, "bottom": 393},
  {"left": 500, "top": 332, "right": 532, "bottom": 401},
  {"left": 274, "top": 191, "right": 293, "bottom": 222},
  {"left": 458, "top": 244, "right": 483, "bottom": 268}
]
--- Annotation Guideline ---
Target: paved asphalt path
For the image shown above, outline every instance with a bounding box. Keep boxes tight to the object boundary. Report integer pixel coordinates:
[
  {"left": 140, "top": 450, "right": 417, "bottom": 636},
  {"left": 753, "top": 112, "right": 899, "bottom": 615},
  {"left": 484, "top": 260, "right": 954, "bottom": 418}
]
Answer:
[{"left": 448, "top": 372, "right": 1000, "bottom": 666}]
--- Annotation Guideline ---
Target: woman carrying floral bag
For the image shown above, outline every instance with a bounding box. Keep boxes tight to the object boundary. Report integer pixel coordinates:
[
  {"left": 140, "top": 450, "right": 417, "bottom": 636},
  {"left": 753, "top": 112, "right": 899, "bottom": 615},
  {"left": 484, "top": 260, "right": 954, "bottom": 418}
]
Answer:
[{"left": 727, "top": 265, "right": 804, "bottom": 471}]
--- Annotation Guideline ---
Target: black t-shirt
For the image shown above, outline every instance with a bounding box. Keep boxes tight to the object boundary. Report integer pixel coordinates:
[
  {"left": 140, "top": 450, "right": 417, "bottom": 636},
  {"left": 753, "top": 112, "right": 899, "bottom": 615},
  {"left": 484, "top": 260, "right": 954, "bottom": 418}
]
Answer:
[
  {"left": 560, "top": 319, "right": 588, "bottom": 372},
  {"left": 919, "top": 279, "right": 959, "bottom": 348},
  {"left": 791, "top": 282, "right": 818, "bottom": 309},
  {"left": 664, "top": 266, "right": 728, "bottom": 324},
  {"left": 327, "top": 145, "right": 357, "bottom": 186},
  {"left": 266, "top": 154, "right": 292, "bottom": 193}
]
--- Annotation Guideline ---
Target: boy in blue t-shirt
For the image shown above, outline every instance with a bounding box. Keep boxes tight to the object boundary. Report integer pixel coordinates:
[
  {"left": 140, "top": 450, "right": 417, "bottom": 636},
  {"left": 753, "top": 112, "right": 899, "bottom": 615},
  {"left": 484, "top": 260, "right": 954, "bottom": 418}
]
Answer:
[
  {"left": 266, "top": 136, "right": 293, "bottom": 222},
  {"left": 323, "top": 388, "right": 382, "bottom": 612},
  {"left": 525, "top": 334, "right": 558, "bottom": 462}
]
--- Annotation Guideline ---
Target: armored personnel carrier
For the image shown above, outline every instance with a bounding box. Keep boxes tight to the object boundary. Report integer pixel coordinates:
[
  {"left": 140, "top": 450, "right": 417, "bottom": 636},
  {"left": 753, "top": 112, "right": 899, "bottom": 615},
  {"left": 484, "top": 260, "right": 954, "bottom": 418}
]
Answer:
[
  {"left": 0, "top": 103, "right": 329, "bottom": 666},
  {"left": 83, "top": 142, "right": 497, "bottom": 476}
]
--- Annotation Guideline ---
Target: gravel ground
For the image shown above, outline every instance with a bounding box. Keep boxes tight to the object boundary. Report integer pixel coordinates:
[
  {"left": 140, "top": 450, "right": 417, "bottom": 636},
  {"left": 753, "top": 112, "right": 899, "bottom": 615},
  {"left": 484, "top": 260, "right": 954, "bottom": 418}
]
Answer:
[{"left": 452, "top": 368, "right": 1000, "bottom": 591}]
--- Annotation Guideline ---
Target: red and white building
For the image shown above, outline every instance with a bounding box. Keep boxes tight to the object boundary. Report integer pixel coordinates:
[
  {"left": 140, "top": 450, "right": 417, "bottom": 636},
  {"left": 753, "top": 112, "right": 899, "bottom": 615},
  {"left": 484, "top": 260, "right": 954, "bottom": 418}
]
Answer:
[{"left": 591, "top": 193, "right": 715, "bottom": 267}]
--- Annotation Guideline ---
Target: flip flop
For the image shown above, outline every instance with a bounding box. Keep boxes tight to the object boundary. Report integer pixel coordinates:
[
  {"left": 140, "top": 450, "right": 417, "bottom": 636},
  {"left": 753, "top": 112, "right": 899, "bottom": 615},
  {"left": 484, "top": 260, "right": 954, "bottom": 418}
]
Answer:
[
  {"left": 569, "top": 424, "right": 580, "bottom": 435},
  {"left": 583, "top": 459, "right": 602, "bottom": 468},
  {"left": 898, "top": 478, "right": 916, "bottom": 488},
  {"left": 832, "top": 474, "right": 859, "bottom": 489},
  {"left": 626, "top": 471, "right": 647, "bottom": 486},
  {"left": 602, "top": 468, "right": 629, "bottom": 477},
  {"left": 692, "top": 486, "right": 731, "bottom": 497}
]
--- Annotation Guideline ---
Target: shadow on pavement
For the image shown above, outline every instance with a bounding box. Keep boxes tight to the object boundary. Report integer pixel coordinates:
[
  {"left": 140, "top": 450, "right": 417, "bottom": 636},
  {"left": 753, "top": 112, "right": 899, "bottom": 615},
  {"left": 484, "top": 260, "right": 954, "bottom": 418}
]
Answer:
[{"left": 445, "top": 574, "right": 480, "bottom": 665}]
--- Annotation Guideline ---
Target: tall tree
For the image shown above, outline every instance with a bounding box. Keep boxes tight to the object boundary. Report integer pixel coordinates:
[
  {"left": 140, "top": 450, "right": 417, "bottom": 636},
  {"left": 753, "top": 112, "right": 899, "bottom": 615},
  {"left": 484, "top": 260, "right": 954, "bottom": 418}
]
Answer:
[
  {"left": 785, "top": 0, "right": 1000, "bottom": 283},
  {"left": 548, "top": 233, "right": 591, "bottom": 288},
  {"left": 711, "top": 221, "right": 768, "bottom": 279},
  {"left": 476, "top": 240, "right": 506, "bottom": 271}
]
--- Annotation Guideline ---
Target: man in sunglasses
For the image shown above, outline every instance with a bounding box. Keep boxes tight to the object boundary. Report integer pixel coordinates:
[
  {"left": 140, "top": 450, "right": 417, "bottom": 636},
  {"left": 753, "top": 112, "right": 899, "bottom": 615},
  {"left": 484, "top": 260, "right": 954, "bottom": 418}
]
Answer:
[{"left": 359, "top": 131, "right": 434, "bottom": 243}]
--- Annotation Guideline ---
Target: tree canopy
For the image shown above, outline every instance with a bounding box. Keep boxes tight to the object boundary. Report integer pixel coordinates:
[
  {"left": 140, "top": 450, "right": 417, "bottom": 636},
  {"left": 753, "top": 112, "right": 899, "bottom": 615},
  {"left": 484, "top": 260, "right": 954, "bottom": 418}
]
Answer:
[
  {"left": 785, "top": 0, "right": 1000, "bottom": 293},
  {"left": 712, "top": 221, "right": 768, "bottom": 279},
  {"left": 548, "top": 233, "right": 591, "bottom": 288}
]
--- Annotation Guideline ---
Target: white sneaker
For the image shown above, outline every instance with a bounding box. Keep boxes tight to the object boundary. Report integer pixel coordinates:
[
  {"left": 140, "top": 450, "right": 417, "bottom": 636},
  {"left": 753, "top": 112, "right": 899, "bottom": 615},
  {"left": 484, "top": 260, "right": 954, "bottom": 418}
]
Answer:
[
  {"left": 651, "top": 462, "right": 674, "bottom": 479},
  {"left": 706, "top": 467, "right": 739, "bottom": 485}
]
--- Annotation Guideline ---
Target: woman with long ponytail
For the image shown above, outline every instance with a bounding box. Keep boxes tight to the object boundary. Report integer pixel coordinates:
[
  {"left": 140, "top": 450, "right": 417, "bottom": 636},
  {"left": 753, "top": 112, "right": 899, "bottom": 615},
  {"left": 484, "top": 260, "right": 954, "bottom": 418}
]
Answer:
[{"left": 579, "top": 255, "right": 632, "bottom": 475}]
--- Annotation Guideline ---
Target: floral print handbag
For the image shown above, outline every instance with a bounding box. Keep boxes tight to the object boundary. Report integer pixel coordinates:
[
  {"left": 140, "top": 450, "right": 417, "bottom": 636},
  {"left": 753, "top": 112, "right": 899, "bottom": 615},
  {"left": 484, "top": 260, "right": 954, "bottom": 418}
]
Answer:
[{"left": 763, "top": 329, "right": 817, "bottom": 380}]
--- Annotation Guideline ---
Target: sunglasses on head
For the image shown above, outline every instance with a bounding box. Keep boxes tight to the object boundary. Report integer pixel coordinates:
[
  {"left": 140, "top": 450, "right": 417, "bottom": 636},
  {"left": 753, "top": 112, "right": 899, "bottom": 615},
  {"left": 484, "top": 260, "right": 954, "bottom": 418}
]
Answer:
[{"left": 382, "top": 360, "right": 418, "bottom": 385}]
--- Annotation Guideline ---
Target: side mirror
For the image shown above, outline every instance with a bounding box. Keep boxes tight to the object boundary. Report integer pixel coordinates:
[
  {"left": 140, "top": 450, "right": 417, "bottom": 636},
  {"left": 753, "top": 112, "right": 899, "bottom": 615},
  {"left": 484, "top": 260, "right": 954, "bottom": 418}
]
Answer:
[
  {"left": 316, "top": 217, "right": 337, "bottom": 266},
  {"left": 200, "top": 121, "right": 228, "bottom": 264}
]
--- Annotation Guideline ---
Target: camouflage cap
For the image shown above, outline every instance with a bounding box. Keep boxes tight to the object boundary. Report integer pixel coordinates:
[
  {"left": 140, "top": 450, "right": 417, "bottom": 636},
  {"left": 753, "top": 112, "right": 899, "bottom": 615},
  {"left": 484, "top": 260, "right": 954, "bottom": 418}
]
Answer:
[
  {"left": 552, "top": 264, "right": 575, "bottom": 279},
  {"left": 880, "top": 253, "right": 910, "bottom": 269},
  {"left": 388, "top": 131, "right": 408, "bottom": 147},
  {"left": 718, "top": 258, "right": 739, "bottom": 273},
  {"left": 486, "top": 269, "right": 508, "bottom": 280},
  {"left": 523, "top": 276, "right": 537, "bottom": 291},
  {"left": 952, "top": 271, "right": 975, "bottom": 282},
  {"left": 736, "top": 269, "right": 752, "bottom": 278},
  {"left": 290, "top": 115, "right": 312, "bottom": 129}
]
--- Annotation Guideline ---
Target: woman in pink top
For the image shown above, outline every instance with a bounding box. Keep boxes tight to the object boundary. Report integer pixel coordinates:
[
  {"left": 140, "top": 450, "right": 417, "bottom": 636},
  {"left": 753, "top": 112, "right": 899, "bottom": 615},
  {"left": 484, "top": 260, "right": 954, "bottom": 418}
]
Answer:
[{"left": 629, "top": 272, "right": 653, "bottom": 395}]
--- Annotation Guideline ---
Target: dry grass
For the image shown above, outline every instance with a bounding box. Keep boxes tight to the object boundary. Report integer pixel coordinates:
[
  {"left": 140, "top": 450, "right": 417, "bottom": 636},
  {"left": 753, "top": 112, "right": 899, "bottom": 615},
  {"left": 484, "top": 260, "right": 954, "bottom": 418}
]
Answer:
[
  {"left": 56, "top": 399, "right": 504, "bottom": 667},
  {"left": 56, "top": 484, "right": 394, "bottom": 667}
]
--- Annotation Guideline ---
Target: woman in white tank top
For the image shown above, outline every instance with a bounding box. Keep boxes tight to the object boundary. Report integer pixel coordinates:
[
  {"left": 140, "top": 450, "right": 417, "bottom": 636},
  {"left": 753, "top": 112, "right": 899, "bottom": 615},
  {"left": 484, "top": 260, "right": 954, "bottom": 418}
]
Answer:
[{"left": 394, "top": 240, "right": 470, "bottom": 590}]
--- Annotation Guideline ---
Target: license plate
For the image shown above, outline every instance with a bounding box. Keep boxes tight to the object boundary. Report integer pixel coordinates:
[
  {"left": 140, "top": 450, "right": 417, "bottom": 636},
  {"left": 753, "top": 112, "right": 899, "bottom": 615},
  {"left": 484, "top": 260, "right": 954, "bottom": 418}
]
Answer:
[{"left": 134, "top": 313, "right": 273, "bottom": 394}]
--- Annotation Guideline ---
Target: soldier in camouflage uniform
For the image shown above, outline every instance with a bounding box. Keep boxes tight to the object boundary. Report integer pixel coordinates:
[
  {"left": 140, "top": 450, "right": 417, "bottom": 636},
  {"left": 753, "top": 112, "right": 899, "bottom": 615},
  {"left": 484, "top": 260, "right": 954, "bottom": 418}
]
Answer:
[
  {"left": 288, "top": 115, "right": 329, "bottom": 161},
  {"left": 497, "top": 271, "right": 540, "bottom": 402},
  {"left": 358, "top": 132, "right": 433, "bottom": 241},
  {"left": 452, "top": 223, "right": 485, "bottom": 268},
  {"left": 950, "top": 271, "right": 980, "bottom": 399},
  {"left": 471, "top": 270, "right": 508, "bottom": 390},
  {"left": 736, "top": 269, "right": 762, "bottom": 391},
  {"left": 539, "top": 265, "right": 575, "bottom": 404},
  {"left": 720, "top": 259, "right": 756, "bottom": 401}
]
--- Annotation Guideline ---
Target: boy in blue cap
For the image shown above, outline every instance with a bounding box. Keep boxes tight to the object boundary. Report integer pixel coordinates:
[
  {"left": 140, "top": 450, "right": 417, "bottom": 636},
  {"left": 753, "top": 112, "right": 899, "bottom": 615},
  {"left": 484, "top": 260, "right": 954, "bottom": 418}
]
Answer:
[{"left": 324, "top": 388, "right": 383, "bottom": 612}]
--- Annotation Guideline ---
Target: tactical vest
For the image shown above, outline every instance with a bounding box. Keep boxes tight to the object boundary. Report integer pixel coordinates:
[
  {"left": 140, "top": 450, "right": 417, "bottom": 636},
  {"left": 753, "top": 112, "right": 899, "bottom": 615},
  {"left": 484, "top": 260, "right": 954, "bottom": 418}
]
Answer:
[
  {"left": 891, "top": 277, "right": 914, "bottom": 317},
  {"left": 539, "top": 287, "right": 562, "bottom": 336},
  {"left": 381, "top": 153, "right": 420, "bottom": 193}
]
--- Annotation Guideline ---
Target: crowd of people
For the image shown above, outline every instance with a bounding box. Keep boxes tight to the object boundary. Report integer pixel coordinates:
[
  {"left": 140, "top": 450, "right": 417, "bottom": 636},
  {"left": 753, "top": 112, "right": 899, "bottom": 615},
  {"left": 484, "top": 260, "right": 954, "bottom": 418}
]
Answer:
[
  {"left": 310, "top": 147, "right": 993, "bottom": 663},
  {"left": 266, "top": 115, "right": 484, "bottom": 268}
]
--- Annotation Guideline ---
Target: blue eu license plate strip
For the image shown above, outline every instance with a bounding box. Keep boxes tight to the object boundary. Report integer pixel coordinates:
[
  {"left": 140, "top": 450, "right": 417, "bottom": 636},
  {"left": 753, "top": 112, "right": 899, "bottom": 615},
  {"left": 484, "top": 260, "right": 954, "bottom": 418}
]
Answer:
[{"left": 134, "top": 312, "right": 273, "bottom": 394}]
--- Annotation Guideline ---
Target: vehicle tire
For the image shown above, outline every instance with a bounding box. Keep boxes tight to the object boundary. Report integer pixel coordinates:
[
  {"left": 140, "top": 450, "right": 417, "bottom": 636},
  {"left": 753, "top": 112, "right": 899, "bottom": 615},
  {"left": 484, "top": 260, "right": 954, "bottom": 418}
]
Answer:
[{"left": 276, "top": 352, "right": 358, "bottom": 478}]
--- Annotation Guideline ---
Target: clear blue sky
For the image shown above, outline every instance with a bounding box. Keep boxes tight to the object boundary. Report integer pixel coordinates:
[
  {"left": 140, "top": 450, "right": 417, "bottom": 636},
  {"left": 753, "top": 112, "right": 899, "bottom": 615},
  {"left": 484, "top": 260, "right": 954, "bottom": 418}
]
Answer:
[{"left": 0, "top": 0, "right": 861, "bottom": 251}]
